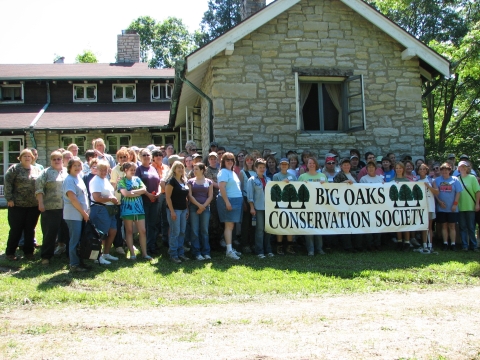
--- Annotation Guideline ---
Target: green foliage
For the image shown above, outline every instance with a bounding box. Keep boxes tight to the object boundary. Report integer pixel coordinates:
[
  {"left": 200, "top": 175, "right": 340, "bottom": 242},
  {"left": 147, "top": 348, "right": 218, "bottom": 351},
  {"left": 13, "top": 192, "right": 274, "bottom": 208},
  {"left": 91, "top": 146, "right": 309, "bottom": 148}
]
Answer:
[
  {"left": 197, "top": 0, "right": 242, "bottom": 46},
  {"left": 127, "top": 16, "right": 196, "bottom": 68},
  {"left": 281, "top": 184, "right": 298, "bottom": 208},
  {"left": 75, "top": 50, "right": 98, "bottom": 63}
]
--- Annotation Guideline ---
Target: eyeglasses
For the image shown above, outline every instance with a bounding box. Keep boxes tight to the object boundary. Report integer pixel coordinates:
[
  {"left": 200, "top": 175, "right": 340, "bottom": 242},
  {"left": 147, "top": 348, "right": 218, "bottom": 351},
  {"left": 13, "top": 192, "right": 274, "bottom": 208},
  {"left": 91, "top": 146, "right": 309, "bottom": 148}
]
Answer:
[
  {"left": 142, "top": 154, "right": 151, "bottom": 157},
  {"left": 52, "top": 158, "right": 62, "bottom": 161},
  {"left": 225, "top": 158, "right": 234, "bottom": 162},
  {"left": 326, "top": 162, "right": 335, "bottom": 165},
  {"left": 238, "top": 154, "right": 245, "bottom": 157},
  {"left": 433, "top": 167, "right": 439, "bottom": 170}
]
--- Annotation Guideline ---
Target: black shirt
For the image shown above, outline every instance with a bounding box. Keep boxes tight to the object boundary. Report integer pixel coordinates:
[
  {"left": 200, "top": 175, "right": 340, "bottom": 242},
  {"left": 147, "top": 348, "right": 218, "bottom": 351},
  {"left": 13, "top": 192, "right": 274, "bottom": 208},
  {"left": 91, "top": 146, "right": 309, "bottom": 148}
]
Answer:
[{"left": 167, "top": 177, "right": 189, "bottom": 210}]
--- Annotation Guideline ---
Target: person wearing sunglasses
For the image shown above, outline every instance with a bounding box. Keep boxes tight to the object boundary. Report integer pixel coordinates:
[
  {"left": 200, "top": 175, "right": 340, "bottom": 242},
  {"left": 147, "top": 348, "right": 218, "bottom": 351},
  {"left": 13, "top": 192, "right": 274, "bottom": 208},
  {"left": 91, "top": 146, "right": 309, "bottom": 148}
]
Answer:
[
  {"left": 35, "top": 150, "right": 69, "bottom": 265},
  {"left": 217, "top": 152, "right": 243, "bottom": 260},
  {"left": 135, "top": 149, "right": 161, "bottom": 256},
  {"left": 321, "top": 154, "right": 338, "bottom": 183},
  {"left": 185, "top": 140, "right": 197, "bottom": 156}
]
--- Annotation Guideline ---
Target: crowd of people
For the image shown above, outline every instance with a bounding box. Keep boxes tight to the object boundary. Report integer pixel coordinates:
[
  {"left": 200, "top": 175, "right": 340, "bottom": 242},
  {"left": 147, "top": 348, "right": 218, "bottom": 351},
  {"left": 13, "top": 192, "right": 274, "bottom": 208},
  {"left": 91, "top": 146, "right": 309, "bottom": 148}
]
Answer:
[{"left": 4, "top": 138, "right": 480, "bottom": 272}]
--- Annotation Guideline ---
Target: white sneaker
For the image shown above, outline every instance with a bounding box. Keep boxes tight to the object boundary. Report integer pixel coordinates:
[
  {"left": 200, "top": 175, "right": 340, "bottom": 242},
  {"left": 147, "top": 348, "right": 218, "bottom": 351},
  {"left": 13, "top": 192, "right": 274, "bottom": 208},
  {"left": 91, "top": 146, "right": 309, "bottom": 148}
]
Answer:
[
  {"left": 102, "top": 253, "right": 118, "bottom": 261},
  {"left": 195, "top": 254, "right": 205, "bottom": 261},
  {"left": 257, "top": 254, "right": 266, "bottom": 259},
  {"left": 226, "top": 250, "right": 240, "bottom": 260},
  {"left": 232, "top": 248, "right": 242, "bottom": 256},
  {"left": 391, "top": 237, "right": 397, "bottom": 243},
  {"left": 115, "top": 247, "right": 126, "bottom": 255},
  {"left": 204, "top": 255, "right": 211, "bottom": 260},
  {"left": 266, "top": 253, "right": 274, "bottom": 257},
  {"left": 410, "top": 238, "right": 421, "bottom": 247},
  {"left": 98, "top": 256, "right": 111, "bottom": 265}
]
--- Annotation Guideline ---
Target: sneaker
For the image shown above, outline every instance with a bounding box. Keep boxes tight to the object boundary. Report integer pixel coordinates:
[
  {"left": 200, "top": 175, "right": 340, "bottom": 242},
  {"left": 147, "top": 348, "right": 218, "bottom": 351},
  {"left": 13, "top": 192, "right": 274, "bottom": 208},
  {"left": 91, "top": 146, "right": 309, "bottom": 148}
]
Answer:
[
  {"left": 195, "top": 254, "right": 205, "bottom": 261},
  {"left": 450, "top": 244, "right": 456, "bottom": 252},
  {"left": 102, "top": 253, "right": 118, "bottom": 261},
  {"left": 143, "top": 255, "right": 153, "bottom": 261},
  {"left": 70, "top": 265, "right": 87, "bottom": 273},
  {"left": 443, "top": 244, "right": 449, "bottom": 251},
  {"left": 257, "top": 254, "right": 266, "bottom": 259},
  {"left": 179, "top": 255, "right": 190, "bottom": 261},
  {"left": 171, "top": 257, "right": 182, "bottom": 264},
  {"left": 266, "top": 253, "right": 274, "bottom": 257},
  {"left": 317, "top": 248, "right": 326, "bottom": 255},
  {"left": 204, "top": 255, "right": 212, "bottom": 260},
  {"left": 98, "top": 256, "right": 111, "bottom": 265},
  {"left": 286, "top": 244, "right": 296, "bottom": 255},
  {"left": 232, "top": 248, "right": 242, "bottom": 256},
  {"left": 391, "top": 237, "right": 398, "bottom": 243},
  {"left": 54, "top": 244, "right": 66, "bottom": 255},
  {"left": 115, "top": 247, "right": 126, "bottom": 255},
  {"left": 226, "top": 250, "right": 240, "bottom": 260},
  {"left": 41, "top": 259, "right": 49, "bottom": 265},
  {"left": 410, "top": 238, "right": 421, "bottom": 247},
  {"left": 419, "top": 248, "right": 431, "bottom": 254},
  {"left": 183, "top": 245, "right": 190, "bottom": 252},
  {"left": 219, "top": 239, "right": 226, "bottom": 248},
  {"left": 307, "top": 251, "right": 314, "bottom": 256}
]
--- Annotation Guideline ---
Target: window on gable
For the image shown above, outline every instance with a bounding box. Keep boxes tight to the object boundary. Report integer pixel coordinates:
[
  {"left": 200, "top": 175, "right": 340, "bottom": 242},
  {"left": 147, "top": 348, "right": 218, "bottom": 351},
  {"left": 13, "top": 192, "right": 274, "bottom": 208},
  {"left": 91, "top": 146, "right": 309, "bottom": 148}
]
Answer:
[
  {"left": 151, "top": 83, "right": 172, "bottom": 101},
  {"left": 295, "top": 74, "right": 365, "bottom": 133},
  {"left": 73, "top": 84, "right": 97, "bottom": 102},
  {"left": 0, "top": 84, "right": 24, "bottom": 103},
  {"left": 112, "top": 84, "right": 136, "bottom": 102}
]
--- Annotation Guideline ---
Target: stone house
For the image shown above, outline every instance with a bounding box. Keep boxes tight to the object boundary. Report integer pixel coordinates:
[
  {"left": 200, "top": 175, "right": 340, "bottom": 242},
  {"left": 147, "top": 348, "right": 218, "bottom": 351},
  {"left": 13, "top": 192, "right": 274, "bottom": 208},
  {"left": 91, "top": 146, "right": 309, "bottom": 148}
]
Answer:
[
  {"left": 0, "top": 30, "right": 177, "bottom": 180},
  {"left": 170, "top": 0, "right": 450, "bottom": 162}
]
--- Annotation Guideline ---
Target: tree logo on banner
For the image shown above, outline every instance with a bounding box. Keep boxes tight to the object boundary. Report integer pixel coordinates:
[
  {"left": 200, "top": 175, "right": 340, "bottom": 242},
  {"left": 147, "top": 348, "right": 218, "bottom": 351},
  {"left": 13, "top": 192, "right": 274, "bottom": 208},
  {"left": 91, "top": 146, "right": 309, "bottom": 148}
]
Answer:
[
  {"left": 271, "top": 183, "right": 310, "bottom": 209},
  {"left": 389, "top": 184, "right": 424, "bottom": 208}
]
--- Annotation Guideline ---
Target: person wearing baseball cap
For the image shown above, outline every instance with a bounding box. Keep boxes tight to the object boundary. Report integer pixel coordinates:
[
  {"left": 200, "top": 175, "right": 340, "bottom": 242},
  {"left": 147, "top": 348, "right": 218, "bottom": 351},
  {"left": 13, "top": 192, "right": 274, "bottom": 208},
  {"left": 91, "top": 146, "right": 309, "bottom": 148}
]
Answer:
[
  {"left": 168, "top": 154, "right": 185, "bottom": 166},
  {"left": 322, "top": 154, "right": 338, "bottom": 183}
]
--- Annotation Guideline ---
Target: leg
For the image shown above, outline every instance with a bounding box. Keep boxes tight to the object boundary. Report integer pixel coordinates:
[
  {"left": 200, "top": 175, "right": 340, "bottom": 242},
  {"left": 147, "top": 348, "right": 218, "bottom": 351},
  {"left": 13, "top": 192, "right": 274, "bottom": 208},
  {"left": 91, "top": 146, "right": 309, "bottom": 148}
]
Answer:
[
  {"left": 305, "top": 235, "right": 314, "bottom": 255},
  {"left": 167, "top": 210, "right": 181, "bottom": 258},
  {"left": 254, "top": 210, "right": 265, "bottom": 255},
  {"left": 458, "top": 211, "right": 469, "bottom": 249},
  {"left": 123, "top": 220, "right": 135, "bottom": 256},
  {"left": 177, "top": 209, "right": 187, "bottom": 257},
  {"left": 40, "top": 209, "right": 63, "bottom": 260},
  {"left": 224, "top": 221, "right": 235, "bottom": 245},
  {"left": 135, "top": 219, "right": 148, "bottom": 257},
  {"left": 20, "top": 207, "right": 40, "bottom": 256},
  {"left": 199, "top": 206, "right": 211, "bottom": 256},
  {"left": 189, "top": 205, "right": 201, "bottom": 257},
  {"left": 465, "top": 211, "right": 477, "bottom": 249},
  {"left": 5, "top": 206, "right": 26, "bottom": 256},
  {"left": 448, "top": 222, "right": 456, "bottom": 247},
  {"left": 65, "top": 220, "right": 83, "bottom": 267}
]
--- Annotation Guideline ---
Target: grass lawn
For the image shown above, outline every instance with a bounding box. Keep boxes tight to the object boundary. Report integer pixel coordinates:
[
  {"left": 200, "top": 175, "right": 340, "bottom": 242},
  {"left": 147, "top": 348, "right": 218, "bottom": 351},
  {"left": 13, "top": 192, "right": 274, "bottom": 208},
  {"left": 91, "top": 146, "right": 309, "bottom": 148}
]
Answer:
[{"left": 0, "top": 209, "right": 479, "bottom": 309}]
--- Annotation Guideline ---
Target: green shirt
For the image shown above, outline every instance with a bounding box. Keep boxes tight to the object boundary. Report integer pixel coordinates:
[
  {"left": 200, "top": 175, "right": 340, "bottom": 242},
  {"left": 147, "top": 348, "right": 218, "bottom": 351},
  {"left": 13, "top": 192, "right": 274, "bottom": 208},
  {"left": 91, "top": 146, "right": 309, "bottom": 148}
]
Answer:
[
  {"left": 298, "top": 172, "right": 327, "bottom": 183},
  {"left": 458, "top": 174, "right": 480, "bottom": 212}
]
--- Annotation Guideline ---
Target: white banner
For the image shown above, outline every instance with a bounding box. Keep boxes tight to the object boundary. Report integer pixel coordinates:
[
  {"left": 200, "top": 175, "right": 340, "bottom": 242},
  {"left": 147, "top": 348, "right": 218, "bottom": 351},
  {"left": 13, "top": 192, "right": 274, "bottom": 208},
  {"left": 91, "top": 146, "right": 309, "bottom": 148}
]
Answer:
[{"left": 265, "top": 181, "right": 429, "bottom": 235}]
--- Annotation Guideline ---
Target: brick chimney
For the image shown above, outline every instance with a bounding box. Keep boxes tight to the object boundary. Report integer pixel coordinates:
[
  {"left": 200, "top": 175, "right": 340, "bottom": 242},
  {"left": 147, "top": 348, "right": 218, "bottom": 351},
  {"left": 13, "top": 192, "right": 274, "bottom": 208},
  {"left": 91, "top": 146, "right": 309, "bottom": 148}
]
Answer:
[
  {"left": 117, "top": 30, "right": 140, "bottom": 63},
  {"left": 241, "top": 0, "right": 267, "bottom": 21}
]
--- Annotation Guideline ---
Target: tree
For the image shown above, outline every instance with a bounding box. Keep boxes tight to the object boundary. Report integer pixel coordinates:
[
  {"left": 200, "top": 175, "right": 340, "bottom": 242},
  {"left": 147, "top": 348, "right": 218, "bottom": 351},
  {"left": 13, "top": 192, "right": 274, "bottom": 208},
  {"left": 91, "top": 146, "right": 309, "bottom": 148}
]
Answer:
[
  {"left": 281, "top": 184, "right": 298, "bottom": 209},
  {"left": 127, "top": 16, "right": 196, "bottom": 68},
  {"left": 270, "top": 184, "right": 282, "bottom": 208},
  {"left": 297, "top": 184, "right": 310, "bottom": 209},
  {"left": 75, "top": 50, "right": 98, "bottom": 63},
  {"left": 389, "top": 185, "right": 399, "bottom": 207},
  {"left": 398, "top": 184, "right": 414, "bottom": 207},
  {"left": 411, "top": 184, "right": 424, "bottom": 206},
  {"left": 197, "top": 0, "right": 242, "bottom": 46}
]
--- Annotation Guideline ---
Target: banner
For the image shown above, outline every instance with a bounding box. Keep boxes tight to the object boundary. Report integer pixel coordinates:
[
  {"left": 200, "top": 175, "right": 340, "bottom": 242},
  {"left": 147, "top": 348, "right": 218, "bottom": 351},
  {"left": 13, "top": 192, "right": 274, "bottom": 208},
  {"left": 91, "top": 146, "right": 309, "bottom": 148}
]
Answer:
[{"left": 265, "top": 181, "right": 430, "bottom": 235}]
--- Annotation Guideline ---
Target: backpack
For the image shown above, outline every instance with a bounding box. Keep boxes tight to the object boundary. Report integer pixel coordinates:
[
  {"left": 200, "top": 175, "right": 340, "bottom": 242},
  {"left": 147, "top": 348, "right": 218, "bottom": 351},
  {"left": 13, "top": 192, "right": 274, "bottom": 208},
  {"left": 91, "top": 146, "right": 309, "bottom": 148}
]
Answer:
[{"left": 77, "top": 220, "right": 103, "bottom": 261}]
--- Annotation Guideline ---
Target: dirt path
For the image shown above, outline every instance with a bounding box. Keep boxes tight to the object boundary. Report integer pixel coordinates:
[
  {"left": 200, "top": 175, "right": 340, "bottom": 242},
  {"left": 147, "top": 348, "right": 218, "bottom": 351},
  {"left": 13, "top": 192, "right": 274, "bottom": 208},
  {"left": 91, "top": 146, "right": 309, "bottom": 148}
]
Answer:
[{"left": 2, "top": 287, "right": 480, "bottom": 359}]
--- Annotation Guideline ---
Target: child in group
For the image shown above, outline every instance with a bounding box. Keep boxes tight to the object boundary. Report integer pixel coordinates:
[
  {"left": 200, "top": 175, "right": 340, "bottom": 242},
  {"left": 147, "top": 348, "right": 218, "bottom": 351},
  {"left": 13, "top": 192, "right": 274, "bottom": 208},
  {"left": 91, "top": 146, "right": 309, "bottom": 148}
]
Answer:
[
  {"left": 117, "top": 162, "right": 152, "bottom": 260},
  {"left": 247, "top": 158, "right": 273, "bottom": 259}
]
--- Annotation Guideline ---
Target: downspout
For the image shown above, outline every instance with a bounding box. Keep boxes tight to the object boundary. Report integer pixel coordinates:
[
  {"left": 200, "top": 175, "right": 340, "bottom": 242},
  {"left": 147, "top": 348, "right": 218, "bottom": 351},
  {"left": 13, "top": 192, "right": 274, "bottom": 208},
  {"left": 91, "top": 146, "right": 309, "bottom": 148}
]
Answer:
[
  {"left": 29, "top": 81, "right": 50, "bottom": 149},
  {"left": 172, "top": 61, "right": 214, "bottom": 144}
]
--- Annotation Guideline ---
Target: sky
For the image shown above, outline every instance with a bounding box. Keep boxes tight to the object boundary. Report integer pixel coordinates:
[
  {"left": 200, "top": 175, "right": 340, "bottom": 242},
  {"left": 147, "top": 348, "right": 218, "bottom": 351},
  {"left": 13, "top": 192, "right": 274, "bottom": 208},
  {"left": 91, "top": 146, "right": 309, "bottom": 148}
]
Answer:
[{"left": 0, "top": 0, "right": 273, "bottom": 64}]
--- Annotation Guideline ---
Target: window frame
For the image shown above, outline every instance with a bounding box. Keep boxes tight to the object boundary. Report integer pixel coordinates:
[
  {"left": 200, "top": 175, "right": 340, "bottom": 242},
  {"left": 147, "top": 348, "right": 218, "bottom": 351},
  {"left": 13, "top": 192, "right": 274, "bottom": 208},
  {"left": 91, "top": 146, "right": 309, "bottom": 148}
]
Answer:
[
  {"left": 295, "top": 73, "right": 365, "bottom": 133},
  {"left": 0, "top": 137, "right": 24, "bottom": 187},
  {"left": 112, "top": 84, "right": 136, "bottom": 102},
  {"left": 105, "top": 135, "right": 131, "bottom": 154},
  {"left": 73, "top": 84, "right": 97, "bottom": 103},
  {"left": 151, "top": 132, "right": 178, "bottom": 151},
  {"left": 60, "top": 135, "right": 87, "bottom": 155},
  {"left": 150, "top": 83, "right": 172, "bottom": 102},
  {"left": 0, "top": 84, "right": 24, "bottom": 104}
]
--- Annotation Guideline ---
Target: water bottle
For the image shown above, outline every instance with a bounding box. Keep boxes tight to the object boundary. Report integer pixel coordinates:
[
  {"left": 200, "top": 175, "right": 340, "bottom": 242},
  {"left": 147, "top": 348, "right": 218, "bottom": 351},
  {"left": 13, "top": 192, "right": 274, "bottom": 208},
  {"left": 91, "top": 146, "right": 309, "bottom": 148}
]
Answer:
[{"left": 252, "top": 215, "right": 257, "bottom": 226}]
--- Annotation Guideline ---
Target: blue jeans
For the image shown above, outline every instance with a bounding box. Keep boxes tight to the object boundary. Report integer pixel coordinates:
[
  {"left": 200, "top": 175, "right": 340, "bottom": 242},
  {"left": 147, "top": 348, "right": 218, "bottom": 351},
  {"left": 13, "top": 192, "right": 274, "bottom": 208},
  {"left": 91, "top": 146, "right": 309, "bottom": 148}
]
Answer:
[
  {"left": 167, "top": 209, "right": 187, "bottom": 258},
  {"left": 143, "top": 199, "right": 160, "bottom": 253},
  {"left": 189, "top": 204, "right": 211, "bottom": 256},
  {"left": 65, "top": 219, "right": 83, "bottom": 266},
  {"left": 305, "top": 235, "right": 323, "bottom": 254},
  {"left": 254, "top": 210, "right": 272, "bottom": 255},
  {"left": 458, "top": 211, "right": 477, "bottom": 249},
  {"left": 156, "top": 193, "right": 169, "bottom": 246}
]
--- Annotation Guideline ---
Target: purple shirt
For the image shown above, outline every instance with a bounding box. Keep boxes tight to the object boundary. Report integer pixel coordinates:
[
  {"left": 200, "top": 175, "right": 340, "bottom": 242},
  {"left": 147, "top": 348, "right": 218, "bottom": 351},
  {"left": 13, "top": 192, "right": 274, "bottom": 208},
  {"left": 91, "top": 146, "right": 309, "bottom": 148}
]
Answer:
[
  {"left": 188, "top": 178, "right": 212, "bottom": 204},
  {"left": 135, "top": 165, "right": 160, "bottom": 202}
]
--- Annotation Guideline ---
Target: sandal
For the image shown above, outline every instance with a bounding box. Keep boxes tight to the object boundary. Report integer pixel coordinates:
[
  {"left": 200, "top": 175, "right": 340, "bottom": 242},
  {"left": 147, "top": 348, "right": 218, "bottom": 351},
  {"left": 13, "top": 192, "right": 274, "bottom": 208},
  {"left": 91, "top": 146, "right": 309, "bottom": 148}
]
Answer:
[
  {"left": 143, "top": 255, "right": 153, "bottom": 261},
  {"left": 129, "top": 255, "right": 137, "bottom": 260}
]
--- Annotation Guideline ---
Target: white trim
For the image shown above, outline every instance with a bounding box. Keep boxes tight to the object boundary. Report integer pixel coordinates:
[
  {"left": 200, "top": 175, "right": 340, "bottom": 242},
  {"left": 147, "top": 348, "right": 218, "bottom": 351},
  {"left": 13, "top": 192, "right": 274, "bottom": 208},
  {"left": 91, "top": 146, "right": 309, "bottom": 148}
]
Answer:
[
  {"left": 401, "top": 48, "right": 416, "bottom": 61},
  {"left": 105, "top": 134, "right": 131, "bottom": 153},
  {"left": 225, "top": 43, "right": 235, "bottom": 56},
  {"left": 187, "top": 0, "right": 301, "bottom": 72},
  {"left": 112, "top": 84, "right": 136, "bottom": 102},
  {"left": 186, "top": 0, "right": 449, "bottom": 77},
  {"left": 150, "top": 83, "right": 172, "bottom": 102},
  {"left": 73, "top": 83, "right": 97, "bottom": 103},
  {"left": 339, "top": 0, "right": 449, "bottom": 76},
  {"left": 0, "top": 84, "right": 24, "bottom": 104}
]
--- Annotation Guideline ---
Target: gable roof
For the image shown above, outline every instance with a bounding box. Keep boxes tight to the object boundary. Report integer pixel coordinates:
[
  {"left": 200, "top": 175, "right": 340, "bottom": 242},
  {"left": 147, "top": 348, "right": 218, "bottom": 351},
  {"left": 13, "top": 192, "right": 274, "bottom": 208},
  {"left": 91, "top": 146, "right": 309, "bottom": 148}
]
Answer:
[
  {"left": 171, "top": 0, "right": 450, "bottom": 130},
  {"left": 0, "top": 63, "right": 174, "bottom": 81}
]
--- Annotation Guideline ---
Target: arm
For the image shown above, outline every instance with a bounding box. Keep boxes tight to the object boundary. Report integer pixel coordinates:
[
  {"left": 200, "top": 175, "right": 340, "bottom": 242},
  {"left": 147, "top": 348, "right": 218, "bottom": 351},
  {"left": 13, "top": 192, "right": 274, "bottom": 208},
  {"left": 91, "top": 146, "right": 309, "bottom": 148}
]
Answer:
[
  {"left": 203, "top": 182, "right": 213, "bottom": 208},
  {"left": 165, "top": 183, "right": 177, "bottom": 221},
  {"left": 425, "top": 180, "right": 439, "bottom": 196},
  {"left": 4, "top": 166, "right": 16, "bottom": 207},
  {"left": 246, "top": 178, "right": 256, "bottom": 216},
  {"left": 218, "top": 182, "right": 231, "bottom": 211},
  {"left": 187, "top": 183, "right": 205, "bottom": 211},
  {"left": 67, "top": 191, "right": 89, "bottom": 221},
  {"left": 35, "top": 170, "right": 47, "bottom": 212},
  {"left": 451, "top": 191, "right": 461, "bottom": 212},
  {"left": 476, "top": 190, "right": 480, "bottom": 212},
  {"left": 92, "top": 192, "right": 118, "bottom": 205},
  {"left": 36, "top": 193, "right": 45, "bottom": 212}
]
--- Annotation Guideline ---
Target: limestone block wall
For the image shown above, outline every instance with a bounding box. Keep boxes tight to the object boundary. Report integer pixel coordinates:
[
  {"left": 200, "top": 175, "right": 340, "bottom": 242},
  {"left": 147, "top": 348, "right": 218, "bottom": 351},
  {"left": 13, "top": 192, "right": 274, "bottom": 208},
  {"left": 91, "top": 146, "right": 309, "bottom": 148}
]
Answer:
[{"left": 202, "top": 0, "right": 425, "bottom": 161}]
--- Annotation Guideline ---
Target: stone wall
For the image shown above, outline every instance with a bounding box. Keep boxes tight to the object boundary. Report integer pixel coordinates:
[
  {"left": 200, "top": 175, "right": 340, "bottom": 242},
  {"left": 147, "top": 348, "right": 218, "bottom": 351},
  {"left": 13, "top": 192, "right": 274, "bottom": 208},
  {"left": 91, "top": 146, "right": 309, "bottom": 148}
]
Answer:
[{"left": 202, "top": 0, "right": 425, "bottom": 161}]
